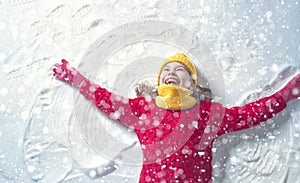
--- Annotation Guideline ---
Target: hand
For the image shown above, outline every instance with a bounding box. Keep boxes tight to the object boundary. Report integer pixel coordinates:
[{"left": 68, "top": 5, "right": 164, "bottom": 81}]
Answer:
[
  {"left": 288, "top": 73, "right": 300, "bottom": 96},
  {"left": 280, "top": 73, "right": 300, "bottom": 101},
  {"left": 53, "top": 59, "right": 84, "bottom": 87}
]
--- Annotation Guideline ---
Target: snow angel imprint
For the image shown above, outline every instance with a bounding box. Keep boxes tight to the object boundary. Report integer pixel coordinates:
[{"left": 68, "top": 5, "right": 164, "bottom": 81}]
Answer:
[{"left": 53, "top": 53, "right": 300, "bottom": 183}]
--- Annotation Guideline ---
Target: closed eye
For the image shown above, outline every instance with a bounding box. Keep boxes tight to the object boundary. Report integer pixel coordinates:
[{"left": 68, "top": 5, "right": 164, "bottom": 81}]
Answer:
[{"left": 176, "top": 67, "right": 185, "bottom": 71}]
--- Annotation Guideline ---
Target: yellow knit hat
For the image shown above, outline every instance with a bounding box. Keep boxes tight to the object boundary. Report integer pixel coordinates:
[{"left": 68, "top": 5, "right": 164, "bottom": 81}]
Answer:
[{"left": 158, "top": 53, "right": 197, "bottom": 86}]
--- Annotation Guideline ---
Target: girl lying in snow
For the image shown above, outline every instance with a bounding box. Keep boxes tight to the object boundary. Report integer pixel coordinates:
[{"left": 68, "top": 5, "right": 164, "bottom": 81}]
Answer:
[{"left": 53, "top": 53, "right": 300, "bottom": 183}]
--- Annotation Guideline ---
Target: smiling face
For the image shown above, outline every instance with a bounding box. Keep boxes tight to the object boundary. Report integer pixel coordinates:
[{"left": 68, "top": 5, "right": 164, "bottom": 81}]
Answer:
[{"left": 159, "top": 62, "right": 195, "bottom": 90}]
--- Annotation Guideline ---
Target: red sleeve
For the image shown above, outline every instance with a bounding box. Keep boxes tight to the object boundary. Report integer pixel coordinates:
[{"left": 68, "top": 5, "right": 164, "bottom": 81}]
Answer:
[
  {"left": 218, "top": 92, "right": 287, "bottom": 135},
  {"left": 218, "top": 74, "right": 300, "bottom": 135},
  {"left": 79, "top": 79, "right": 153, "bottom": 128}
]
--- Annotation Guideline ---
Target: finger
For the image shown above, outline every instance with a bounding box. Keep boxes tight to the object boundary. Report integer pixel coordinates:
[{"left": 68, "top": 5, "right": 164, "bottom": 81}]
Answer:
[
  {"left": 53, "top": 68, "right": 62, "bottom": 77},
  {"left": 54, "top": 63, "right": 61, "bottom": 67},
  {"left": 62, "top": 59, "right": 68, "bottom": 64},
  {"left": 54, "top": 67, "right": 64, "bottom": 76},
  {"left": 52, "top": 70, "right": 59, "bottom": 77}
]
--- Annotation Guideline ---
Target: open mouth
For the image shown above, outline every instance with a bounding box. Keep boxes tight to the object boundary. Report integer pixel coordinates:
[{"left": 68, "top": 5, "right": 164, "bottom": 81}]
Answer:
[{"left": 164, "top": 78, "right": 179, "bottom": 85}]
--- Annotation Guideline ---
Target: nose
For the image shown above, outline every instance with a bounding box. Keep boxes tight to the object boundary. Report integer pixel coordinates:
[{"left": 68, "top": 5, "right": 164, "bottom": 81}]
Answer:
[{"left": 167, "top": 68, "right": 176, "bottom": 75}]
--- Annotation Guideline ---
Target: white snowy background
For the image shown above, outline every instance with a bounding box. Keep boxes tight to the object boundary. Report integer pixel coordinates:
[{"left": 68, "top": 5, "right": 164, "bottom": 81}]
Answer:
[{"left": 0, "top": 0, "right": 300, "bottom": 182}]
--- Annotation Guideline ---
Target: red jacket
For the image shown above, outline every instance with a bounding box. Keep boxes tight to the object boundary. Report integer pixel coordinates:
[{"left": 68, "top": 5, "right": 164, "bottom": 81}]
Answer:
[{"left": 79, "top": 81, "right": 289, "bottom": 183}]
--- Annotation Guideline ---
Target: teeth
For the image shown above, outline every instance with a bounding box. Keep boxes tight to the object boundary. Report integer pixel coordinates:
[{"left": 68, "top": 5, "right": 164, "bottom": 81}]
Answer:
[{"left": 165, "top": 78, "right": 177, "bottom": 85}]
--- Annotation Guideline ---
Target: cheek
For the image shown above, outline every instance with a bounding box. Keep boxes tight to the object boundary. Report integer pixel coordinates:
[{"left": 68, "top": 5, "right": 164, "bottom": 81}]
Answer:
[
  {"left": 159, "top": 78, "right": 163, "bottom": 84},
  {"left": 180, "top": 73, "right": 190, "bottom": 81},
  {"left": 159, "top": 73, "right": 165, "bottom": 83},
  {"left": 181, "top": 74, "right": 193, "bottom": 86}
]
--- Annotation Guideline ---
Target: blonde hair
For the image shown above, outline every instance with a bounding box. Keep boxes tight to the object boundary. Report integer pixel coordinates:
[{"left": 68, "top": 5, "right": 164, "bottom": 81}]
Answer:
[
  {"left": 135, "top": 79, "right": 212, "bottom": 101},
  {"left": 135, "top": 80, "right": 158, "bottom": 98}
]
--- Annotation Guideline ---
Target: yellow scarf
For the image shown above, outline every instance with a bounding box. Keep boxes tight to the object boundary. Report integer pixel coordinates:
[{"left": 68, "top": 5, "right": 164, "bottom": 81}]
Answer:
[{"left": 155, "top": 84, "right": 197, "bottom": 110}]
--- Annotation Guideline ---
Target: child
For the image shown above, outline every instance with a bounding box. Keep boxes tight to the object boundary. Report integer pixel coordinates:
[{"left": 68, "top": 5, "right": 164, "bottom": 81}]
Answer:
[{"left": 53, "top": 53, "right": 300, "bottom": 183}]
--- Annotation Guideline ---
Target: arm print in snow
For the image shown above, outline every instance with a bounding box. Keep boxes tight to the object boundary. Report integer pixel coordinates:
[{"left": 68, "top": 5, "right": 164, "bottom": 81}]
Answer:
[{"left": 218, "top": 73, "right": 300, "bottom": 135}]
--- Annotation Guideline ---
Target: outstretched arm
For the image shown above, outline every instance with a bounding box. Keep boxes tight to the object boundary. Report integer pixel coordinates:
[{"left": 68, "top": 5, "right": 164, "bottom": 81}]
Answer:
[
  {"left": 53, "top": 59, "right": 86, "bottom": 88},
  {"left": 218, "top": 74, "right": 300, "bottom": 135},
  {"left": 52, "top": 59, "right": 151, "bottom": 128}
]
